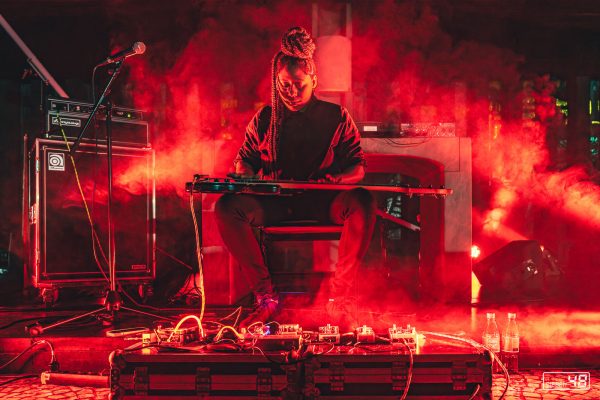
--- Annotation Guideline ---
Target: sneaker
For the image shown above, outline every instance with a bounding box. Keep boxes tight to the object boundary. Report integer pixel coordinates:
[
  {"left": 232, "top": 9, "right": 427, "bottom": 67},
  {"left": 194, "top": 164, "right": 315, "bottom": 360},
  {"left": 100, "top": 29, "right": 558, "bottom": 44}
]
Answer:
[
  {"left": 239, "top": 295, "right": 279, "bottom": 330},
  {"left": 325, "top": 297, "right": 358, "bottom": 331}
]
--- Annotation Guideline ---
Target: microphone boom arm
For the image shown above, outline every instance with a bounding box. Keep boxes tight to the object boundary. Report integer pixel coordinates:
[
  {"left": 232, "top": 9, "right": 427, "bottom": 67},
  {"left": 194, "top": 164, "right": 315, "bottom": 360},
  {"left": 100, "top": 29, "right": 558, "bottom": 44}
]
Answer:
[
  {"left": 0, "top": 13, "right": 69, "bottom": 98},
  {"left": 70, "top": 60, "right": 124, "bottom": 155}
]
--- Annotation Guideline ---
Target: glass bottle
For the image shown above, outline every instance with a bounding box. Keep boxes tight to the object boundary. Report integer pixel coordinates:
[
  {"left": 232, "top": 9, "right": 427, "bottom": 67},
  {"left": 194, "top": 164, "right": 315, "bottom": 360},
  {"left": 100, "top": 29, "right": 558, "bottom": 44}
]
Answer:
[
  {"left": 482, "top": 312, "right": 500, "bottom": 351},
  {"left": 502, "top": 312, "right": 519, "bottom": 372},
  {"left": 482, "top": 312, "right": 500, "bottom": 372}
]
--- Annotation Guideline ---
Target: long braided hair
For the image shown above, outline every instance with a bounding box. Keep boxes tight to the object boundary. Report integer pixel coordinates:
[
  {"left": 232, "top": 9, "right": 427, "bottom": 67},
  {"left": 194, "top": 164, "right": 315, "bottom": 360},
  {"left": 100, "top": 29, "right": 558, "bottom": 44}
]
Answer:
[{"left": 268, "top": 27, "right": 316, "bottom": 178}]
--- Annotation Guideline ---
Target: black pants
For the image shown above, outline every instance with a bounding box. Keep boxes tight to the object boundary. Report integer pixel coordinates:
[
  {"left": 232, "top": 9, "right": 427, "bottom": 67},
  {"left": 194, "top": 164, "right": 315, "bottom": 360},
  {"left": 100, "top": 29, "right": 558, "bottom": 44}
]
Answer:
[{"left": 215, "top": 188, "right": 377, "bottom": 300}]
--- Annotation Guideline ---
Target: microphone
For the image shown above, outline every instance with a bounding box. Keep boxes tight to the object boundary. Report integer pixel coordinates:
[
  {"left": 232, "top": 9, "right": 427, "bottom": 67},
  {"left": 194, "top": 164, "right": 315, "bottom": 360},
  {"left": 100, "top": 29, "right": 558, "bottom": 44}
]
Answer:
[{"left": 97, "top": 42, "right": 146, "bottom": 66}]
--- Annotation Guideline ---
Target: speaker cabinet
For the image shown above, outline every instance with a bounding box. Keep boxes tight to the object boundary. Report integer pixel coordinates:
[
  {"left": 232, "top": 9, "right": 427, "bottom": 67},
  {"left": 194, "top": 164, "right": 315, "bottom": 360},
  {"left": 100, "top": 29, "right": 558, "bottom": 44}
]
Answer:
[{"left": 27, "top": 139, "right": 155, "bottom": 288}]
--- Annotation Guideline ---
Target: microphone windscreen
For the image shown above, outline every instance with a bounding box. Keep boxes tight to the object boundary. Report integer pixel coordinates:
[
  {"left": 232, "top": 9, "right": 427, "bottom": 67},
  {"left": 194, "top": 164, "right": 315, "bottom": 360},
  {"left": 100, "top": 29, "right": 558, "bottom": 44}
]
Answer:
[{"left": 133, "top": 42, "right": 146, "bottom": 55}]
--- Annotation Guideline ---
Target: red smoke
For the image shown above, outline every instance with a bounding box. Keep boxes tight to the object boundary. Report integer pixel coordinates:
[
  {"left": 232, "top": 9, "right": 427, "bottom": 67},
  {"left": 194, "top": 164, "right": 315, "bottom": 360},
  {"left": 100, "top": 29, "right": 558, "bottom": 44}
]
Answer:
[{"left": 105, "top": 1, "right": 599, "bottom": 304}]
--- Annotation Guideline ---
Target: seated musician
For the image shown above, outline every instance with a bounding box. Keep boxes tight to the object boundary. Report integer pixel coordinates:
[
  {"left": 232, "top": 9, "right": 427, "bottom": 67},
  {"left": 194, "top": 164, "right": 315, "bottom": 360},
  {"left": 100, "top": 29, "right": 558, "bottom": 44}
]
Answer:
[{"left": 215, "top": 27, "right": 376, "bottom": 328}]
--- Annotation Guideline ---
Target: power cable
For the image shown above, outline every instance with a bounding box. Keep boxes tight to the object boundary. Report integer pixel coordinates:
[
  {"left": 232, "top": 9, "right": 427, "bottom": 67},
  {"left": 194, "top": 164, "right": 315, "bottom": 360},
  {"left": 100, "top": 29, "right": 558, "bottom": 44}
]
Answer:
[
  {"left": 189, "top": 192, "right": 206, "bottom": 336},
  {"left": 56, "top": 115, "right": 110, "bottom": 280},
  {"left": 0, "top": 340, "right": 56, "bottom": 372}
]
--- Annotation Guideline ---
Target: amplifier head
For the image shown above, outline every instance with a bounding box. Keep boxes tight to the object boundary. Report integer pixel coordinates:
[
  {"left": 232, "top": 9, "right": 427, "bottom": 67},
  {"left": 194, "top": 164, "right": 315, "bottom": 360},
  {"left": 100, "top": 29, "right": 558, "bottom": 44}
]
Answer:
[{"left": 45, "top": 98, "right": 149, "bottom": 148}]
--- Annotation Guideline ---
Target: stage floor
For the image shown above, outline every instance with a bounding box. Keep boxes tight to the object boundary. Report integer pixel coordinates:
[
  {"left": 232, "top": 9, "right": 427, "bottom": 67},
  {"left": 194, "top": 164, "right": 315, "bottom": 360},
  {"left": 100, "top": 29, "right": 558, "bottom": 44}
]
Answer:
[{"left": 0, "top": 297, "right": 599, "bottom": 399}]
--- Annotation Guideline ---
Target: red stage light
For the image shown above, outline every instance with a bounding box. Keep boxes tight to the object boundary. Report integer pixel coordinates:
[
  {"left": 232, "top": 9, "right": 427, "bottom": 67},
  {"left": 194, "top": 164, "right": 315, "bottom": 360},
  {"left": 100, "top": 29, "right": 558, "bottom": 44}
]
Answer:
[{"left": 471, "top": 245, "right": 481, "bottom": 259}]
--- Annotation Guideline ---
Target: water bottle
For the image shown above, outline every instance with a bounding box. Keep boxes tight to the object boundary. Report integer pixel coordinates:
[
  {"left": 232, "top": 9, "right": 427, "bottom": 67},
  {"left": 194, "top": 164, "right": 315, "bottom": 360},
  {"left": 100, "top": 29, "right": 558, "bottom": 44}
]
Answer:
[
  {"left": 502, "top": 312, "right": 519, "bottom": 372},
  {"left": 482, "top": 312, "right": 500, "bottom": 372}
]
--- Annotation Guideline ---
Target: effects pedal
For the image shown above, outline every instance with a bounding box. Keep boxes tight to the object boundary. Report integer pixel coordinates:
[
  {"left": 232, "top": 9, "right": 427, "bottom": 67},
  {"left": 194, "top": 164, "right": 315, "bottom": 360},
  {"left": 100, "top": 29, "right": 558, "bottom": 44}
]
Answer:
[
  {"left": 388, "top": 324, "right": 418, "bottom": 350},
  {"left": 156, "top": 326, "right": 199, "bottom": 346},
  {"left": 246, "top": 324, "right": 303, "bottom": 351},
  {"left": 278, "top": 324, "right": 302, "bottom": 335},
  {"left": 355, "top": 325, "right": 376, "bottom": 343},
  {"left": 251, "top": 334, "right": 302, "bottom": 351},
  {"left": 318, "top": 324, "right": 340, "bottom": 344}
]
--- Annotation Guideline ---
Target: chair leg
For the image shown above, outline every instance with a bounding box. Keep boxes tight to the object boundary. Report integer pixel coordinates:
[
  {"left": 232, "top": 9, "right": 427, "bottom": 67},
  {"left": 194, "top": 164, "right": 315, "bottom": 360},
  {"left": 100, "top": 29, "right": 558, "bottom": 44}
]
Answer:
[
  {"left": 380, "top": 221, "right": 388, "bottom": 266},
  {"left": 258, "top": 226, "right": 266, "bottom": 260}
]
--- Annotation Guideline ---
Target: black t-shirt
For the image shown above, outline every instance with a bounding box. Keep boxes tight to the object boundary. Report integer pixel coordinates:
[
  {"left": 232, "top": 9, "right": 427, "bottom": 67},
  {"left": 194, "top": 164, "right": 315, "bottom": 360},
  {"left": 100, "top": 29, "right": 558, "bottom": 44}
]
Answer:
[
  {"left": 278, "top": 105, "right": 331, "bottom": 180},
  {"left": 236, "top": 97, "right": 364, "bottom": 180}
]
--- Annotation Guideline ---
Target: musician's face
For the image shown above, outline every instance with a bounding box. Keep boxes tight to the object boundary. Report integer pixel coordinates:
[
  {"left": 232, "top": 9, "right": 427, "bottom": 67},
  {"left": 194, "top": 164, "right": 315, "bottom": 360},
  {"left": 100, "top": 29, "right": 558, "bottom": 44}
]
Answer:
[{"left": 277, "top": 65, "right": 317, "bottom": 112}]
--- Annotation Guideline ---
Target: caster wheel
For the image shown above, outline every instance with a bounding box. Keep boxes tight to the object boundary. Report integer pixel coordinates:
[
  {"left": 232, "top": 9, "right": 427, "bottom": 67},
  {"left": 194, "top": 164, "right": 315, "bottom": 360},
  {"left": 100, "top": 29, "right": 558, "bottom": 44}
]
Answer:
[
  {"left": 138, "top": 283, "right": 154, "bottom": 303},
  {"left": 41, "top": 288, "right": 58, "bottom": 307}
]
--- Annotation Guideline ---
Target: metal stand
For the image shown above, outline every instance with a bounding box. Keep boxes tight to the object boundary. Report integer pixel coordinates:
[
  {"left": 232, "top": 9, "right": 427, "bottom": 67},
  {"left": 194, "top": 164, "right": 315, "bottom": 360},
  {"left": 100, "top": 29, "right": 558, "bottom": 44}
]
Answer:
[
  {"left": 172, "top": 174, "right": 205, "bottom": 303},
  {"left": 27, "top": 61, "right": 168, "bottom": 336}
]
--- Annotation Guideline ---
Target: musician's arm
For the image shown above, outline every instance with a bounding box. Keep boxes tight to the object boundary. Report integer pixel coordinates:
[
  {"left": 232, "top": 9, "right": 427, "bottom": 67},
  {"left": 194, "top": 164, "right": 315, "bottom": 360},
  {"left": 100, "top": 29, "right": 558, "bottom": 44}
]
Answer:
[
  {"left": 329, "top": 163, "right": 365, "bottom": 184},
  {"left": 234, "top": 160, "right": 258, "bottom": 178},
  {"left": 233, "top": 109, "right": 264, "bottom": 178},
  {"left": 329, "top": 107, "right": 366, "bottom": 184}
]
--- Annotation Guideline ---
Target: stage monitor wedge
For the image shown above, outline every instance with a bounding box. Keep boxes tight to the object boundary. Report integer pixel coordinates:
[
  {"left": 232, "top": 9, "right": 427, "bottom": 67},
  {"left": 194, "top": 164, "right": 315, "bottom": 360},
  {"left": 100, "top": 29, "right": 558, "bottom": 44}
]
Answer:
[{"left": 473, "top": 240, "right": 562, "bottom": 300}]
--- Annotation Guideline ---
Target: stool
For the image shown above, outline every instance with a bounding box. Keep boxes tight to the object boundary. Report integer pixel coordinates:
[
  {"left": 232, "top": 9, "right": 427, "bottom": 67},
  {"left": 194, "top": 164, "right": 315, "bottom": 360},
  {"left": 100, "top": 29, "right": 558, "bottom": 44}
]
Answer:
[
  {"left": 258, "top": 220, "right": 343, "bottom": 294},
  {"left": 257, "top": 212, "right": 416, "bottom": 296}
]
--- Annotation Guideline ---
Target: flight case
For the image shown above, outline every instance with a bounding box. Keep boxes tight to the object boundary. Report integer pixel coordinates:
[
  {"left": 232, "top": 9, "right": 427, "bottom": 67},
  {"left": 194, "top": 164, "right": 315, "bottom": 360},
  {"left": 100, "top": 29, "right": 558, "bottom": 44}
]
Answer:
[{"left": 110, "top": 343, "right": 492, "bottom": 399}]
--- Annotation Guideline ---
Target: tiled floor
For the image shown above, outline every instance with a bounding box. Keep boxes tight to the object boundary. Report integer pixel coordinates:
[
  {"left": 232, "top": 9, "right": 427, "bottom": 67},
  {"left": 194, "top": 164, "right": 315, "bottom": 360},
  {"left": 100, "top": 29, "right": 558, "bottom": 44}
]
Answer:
[{"left": 0, "top": 376, "right": 109, "bottom": 399}]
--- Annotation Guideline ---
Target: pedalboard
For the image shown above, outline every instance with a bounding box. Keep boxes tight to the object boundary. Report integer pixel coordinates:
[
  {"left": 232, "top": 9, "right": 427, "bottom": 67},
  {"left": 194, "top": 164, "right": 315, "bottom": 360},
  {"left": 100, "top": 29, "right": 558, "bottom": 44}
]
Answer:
[{"left": 143, "top": 321, "right": 419, "bottom": 353}]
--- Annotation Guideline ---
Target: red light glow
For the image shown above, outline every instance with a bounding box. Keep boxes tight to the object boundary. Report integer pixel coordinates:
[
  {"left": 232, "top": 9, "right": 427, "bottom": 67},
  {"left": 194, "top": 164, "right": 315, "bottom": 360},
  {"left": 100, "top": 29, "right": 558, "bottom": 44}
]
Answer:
[
  {"left": 470, "top": 245, "right": 481, "bottom": 259},
  {"left": 102, "top": 1, "right": 599, "bottom": 282}
]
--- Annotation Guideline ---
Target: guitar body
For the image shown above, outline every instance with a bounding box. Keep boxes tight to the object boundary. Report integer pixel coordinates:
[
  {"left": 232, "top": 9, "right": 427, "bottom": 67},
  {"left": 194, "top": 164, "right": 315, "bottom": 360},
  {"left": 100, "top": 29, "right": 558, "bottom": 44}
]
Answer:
[{"left": 189, "top": 179, "right": 281, "bottom": 195}]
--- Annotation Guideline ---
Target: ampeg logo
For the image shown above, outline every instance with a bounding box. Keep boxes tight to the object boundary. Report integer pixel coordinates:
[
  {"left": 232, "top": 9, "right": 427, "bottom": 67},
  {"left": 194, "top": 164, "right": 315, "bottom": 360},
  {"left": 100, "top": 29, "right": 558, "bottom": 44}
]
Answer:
[
  {"left": 48, "top": 152, "right": 65, "bottom": 171},
  {"left": 51, "top": 116, "right": 81, "bottom": 127}
]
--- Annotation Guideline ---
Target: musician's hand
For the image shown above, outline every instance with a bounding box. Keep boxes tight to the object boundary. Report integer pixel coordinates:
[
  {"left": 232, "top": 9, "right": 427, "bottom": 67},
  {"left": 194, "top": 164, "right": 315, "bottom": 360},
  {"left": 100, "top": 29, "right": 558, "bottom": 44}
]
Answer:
[
  {"left": 316, "top": 174, "right": 341, "bottom": 183},
  {"left": 227, "top": 172, "right": 258, "bottom": 180},
  {"left": 231, "top": 161, "right": 259, "bottom": 180}
]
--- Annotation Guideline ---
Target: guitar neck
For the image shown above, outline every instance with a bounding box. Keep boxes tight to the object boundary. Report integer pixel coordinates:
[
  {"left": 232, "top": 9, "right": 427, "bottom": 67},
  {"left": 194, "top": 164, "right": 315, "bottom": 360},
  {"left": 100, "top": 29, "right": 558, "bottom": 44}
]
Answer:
[{"left": 271, "top": 181, "right": 452, "bottom": 196}]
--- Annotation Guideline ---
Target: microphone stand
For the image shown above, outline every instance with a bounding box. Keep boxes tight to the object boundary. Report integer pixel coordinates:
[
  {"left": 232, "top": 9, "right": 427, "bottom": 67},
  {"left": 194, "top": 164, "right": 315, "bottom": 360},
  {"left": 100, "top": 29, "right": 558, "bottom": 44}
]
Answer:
[{"left": 27, "top": 60, "right": 169, "bottom": 336}]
